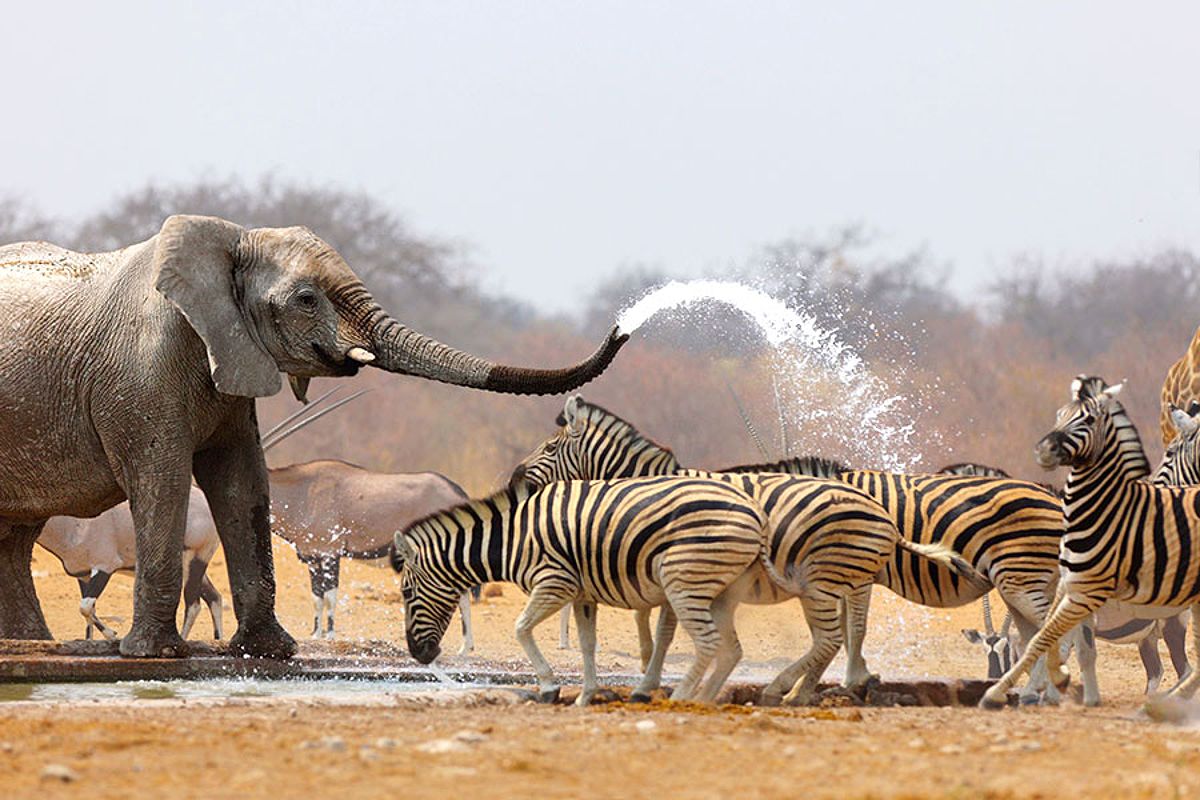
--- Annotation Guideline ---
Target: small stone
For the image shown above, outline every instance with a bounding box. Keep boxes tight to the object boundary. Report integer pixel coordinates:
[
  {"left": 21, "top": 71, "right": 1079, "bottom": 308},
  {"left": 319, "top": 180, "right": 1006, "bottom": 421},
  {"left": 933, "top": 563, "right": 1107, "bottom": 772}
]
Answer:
[
  {"left": 635, "top": 719, "right": 657, "bottom": 734},
  {"left": 374, "top": 737, "right": 400, "bottom": 749},
  {"left": 907, "top": 737, "right": 927, "bottom": 749},
  {"left": 939, "top": 744, "right": 965, "bottom": 755},
  {"left": 41, "top": 764, "right": 78, "bottom": 783},
  {"left": 417, "top": 738, "right": 469, "bottom": 754},
  {"left": 1019, "top": 741, "right": 1042, "bottom": 752},
  {"left": 453, "top": 730, "right": 488, "bottom": 744}
]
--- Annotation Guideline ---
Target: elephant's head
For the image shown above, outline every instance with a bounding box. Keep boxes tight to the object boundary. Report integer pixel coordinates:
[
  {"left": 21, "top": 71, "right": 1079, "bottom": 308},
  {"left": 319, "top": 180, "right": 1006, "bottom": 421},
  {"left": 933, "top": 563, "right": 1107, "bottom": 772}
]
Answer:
[{"left": 152, "top": 215, "right": 628, "bottom": 401}]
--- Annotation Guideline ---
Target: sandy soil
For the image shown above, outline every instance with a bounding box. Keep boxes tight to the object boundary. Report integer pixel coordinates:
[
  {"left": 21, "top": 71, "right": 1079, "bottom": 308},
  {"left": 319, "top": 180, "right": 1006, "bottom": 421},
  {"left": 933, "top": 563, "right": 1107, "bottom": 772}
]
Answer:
[{"left": 3, "top": 544, "right": 1199, "bottom": 799}]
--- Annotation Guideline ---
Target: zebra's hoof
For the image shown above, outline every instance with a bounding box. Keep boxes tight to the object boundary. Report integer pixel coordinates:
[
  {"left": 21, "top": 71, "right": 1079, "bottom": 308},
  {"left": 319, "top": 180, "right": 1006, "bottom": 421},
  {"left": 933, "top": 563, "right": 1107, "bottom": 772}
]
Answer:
[
  {"left": 979, "top": 692, "right": 1007, "bottom": 710},
  {"left": 537, "top": 687, "right": 561, "bottom": 704},
  {"left": 629, "top": 692, "right": 652, "bottom": 704}
]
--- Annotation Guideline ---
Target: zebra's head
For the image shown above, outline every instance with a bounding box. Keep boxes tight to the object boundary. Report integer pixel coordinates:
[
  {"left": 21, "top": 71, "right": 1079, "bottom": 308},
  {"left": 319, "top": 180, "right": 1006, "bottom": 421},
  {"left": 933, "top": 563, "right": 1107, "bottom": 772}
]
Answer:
[
  {"left": 511, "top": 395, "right": 677, "bottom": 490},
  {"left": 1034, "top": 375, "right": 1125, "bottom": 470},
  {"left": 390, "top": 530, "right": 462, "bottom": 665},
  {"left": 510, "top": 395, "right": 589, "bottom": 490},
  {"left": 1153, "top": 401, "right": 1200, "bottom": 486}
]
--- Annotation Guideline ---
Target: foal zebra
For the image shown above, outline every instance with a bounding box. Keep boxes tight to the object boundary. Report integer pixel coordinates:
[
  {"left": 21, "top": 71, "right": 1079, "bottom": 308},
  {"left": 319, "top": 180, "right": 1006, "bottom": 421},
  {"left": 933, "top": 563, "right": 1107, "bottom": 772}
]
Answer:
[
  {"left": 517, "top": 396, "right": 1079, "bottom": 704},
  {"left": 392, "top": 476, "right": 767, "bottom": 705},
  {"left": 514, "top": 397, "right": 988, "bottom": 705},
  {"left": 981, "top": 376, "right": 1200, "bottom": 708}
]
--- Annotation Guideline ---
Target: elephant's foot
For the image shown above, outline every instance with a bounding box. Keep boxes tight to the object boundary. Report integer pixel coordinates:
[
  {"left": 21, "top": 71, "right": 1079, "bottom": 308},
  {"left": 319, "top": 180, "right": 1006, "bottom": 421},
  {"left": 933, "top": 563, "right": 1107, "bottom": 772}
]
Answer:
[
  {"left": 230, "top": 618, "right": 297, "bottom": 660},
  {"left": 120, "top": 625, "right": 187, "bottom": 658}
]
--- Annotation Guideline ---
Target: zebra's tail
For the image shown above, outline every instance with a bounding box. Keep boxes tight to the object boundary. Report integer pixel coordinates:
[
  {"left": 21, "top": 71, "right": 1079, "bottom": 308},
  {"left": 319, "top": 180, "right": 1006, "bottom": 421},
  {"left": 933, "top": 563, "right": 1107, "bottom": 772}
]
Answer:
[{"left": 894, "top": 539, "right": 990, "bottom": 591}]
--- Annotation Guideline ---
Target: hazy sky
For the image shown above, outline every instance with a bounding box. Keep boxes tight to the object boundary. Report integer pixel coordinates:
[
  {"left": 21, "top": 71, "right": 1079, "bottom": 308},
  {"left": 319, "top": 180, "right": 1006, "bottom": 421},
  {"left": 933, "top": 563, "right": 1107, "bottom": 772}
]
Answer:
[{"left": 4, "top": 2, "right": 1199, "bottom": 313}]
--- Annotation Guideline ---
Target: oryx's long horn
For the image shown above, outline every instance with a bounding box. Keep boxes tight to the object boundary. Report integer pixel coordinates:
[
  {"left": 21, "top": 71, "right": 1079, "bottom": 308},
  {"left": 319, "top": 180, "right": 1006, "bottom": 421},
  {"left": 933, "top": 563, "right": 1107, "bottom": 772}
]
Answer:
[
  {"left": 726, "top": 382, "right": 771, "bottom": 460},
  {"left": 261, "top": 386, "right": 343, "bottom": 440},
  {"left": 771, "top": 374, "right": 789, "bottom": 457},
  {"left": 982, "top": 592, "right": 996, "bottom": 637},
  {"left": 262, "top": 390, "right": 370, "bottom": 451}
]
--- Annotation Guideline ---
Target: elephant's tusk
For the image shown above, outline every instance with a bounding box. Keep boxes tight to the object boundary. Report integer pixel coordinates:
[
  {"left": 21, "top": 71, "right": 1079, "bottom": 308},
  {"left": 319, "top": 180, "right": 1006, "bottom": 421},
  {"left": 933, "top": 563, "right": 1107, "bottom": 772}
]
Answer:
[{"left": 347, "top": 347, "right": 376, "bottom": 364}]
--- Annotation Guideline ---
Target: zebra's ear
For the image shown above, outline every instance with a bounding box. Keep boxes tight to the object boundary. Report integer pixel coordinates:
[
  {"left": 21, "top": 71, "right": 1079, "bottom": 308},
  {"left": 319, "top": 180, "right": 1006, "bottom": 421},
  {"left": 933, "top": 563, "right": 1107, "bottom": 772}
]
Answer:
[
  {"left": 392, "top": 533, "right": 416, "bottom": 565},
  {"left": 1102, "top": 381, "right": 1125, "bottom": 401},
  {"left": 1171, "top": 405, "right": 1200, "bottom": 436},
  {"left": 564, "top": 395, "right": 584, "bottom": 432}
]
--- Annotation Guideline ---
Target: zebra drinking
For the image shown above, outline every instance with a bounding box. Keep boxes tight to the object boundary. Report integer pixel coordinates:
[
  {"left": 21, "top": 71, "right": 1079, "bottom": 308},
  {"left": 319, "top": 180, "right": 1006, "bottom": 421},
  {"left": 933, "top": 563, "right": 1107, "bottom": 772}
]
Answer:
[
  {"left": 391, "top": 476, "right": 768, "bottom": 705},
  {"left": 981, "top": 376, "right": 1200, "bottom": 708}
]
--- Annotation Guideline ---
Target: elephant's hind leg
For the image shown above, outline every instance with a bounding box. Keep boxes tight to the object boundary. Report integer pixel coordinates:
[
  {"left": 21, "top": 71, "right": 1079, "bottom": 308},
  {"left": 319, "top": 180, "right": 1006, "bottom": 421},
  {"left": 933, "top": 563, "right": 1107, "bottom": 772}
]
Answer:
[{"left": 0, "top": 520, "right": 52, "bottom": 639}]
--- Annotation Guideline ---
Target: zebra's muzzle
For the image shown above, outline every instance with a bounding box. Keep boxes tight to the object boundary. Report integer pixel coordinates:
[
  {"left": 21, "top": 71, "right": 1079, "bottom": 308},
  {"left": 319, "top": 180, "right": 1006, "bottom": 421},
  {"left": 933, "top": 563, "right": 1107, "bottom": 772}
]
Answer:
[
  {"left": 1035, "top": 434, "right": 1066, "bottom": 469},
  {"left": 407, "top": 634, "right": 441, "bottom": 665}
]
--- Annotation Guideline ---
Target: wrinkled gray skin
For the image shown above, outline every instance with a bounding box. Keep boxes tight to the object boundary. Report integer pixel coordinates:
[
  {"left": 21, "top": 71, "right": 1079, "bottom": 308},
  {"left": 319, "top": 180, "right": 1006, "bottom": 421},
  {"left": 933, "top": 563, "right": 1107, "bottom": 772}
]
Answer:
[
  {"left": 38, "top": 485, "right": 222, "bottom": 642},
  {"left": 0, "top": 215, "right": 626, "bottom": 658},
  {"left": 267, "top": 460, "right": 471, "bottom": 642}
]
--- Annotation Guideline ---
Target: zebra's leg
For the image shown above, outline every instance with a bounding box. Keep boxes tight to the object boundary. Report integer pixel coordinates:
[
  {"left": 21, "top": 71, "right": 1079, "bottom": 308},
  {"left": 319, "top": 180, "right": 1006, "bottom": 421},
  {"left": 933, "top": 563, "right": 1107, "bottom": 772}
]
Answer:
[
  {"left": 631, "top": 605, "right": 677, "bottom": 701},
  {"left": 696, "top": 588, "right": 745, "bottom": 703},
  {"left": 1072, "top": 623, "right": 1101, "bottom": 706},
  {"left": 78, "top": 570, "right": 118, "bottom": 641},
  {"left": 1163, "top": 613, "right": 1192, "bottom": 691},
  {"left": 841, "top": 584, "right": 875, "bottom": 689},
  {"left": 199, "top": 575, "right": 223, "bottom": 640},
  {"left": 573, "top": 600, "right": 599, "bottom": 706},
  {"left": 662, "top": 586, "right": 723, "bottom": 703},
  {"left": 1168, "top": 605, "right": 1200, "bottom": 699},
  {"left": 514, "top": 583, "right": 575, "bottom": 703},
  {"left": 1138, "top": 629, "right": 1165, "bottom": 695},
  {"left": 558, "top": 606, "right": 571, "bottom": 650},
  {"left": 980, "top": 590, "right": 1101, "bottom": 709},
  {"left": 781, "top": 590, "right": 845, "bottom": 706},
  {"left": 1003, "top": 592, "right": 1066, "bottom": 705},
  {"left": 456, "top": 593, "right": 475, "bottom": 656},
  {"left": 635, "top": 608, "right": 654, "bottom": 672}
]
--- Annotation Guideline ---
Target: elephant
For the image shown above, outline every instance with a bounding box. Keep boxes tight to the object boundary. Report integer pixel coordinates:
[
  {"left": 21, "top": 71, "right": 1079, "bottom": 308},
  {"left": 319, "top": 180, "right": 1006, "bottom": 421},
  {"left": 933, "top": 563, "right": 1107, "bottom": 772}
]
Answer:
[
  {"left": 0, "top": 215, "right": 627, "bottom": 658},
  {"left": 267, "top": 459, "right": 474, "bottom": 643}
]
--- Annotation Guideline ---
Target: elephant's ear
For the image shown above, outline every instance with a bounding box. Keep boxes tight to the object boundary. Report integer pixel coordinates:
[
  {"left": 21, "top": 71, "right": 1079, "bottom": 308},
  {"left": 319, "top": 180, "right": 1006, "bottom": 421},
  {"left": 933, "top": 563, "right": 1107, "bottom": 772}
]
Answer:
[{"left": 153, "top": 215, "right": 282, "bottom": 398}]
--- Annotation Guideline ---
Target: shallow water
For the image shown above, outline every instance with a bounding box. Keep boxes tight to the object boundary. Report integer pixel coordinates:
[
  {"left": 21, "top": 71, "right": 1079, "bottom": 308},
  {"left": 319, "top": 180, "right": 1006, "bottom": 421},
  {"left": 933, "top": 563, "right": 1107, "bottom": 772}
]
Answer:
[{"left": 0, "top": 676, "right": 481, "bottom": 704}]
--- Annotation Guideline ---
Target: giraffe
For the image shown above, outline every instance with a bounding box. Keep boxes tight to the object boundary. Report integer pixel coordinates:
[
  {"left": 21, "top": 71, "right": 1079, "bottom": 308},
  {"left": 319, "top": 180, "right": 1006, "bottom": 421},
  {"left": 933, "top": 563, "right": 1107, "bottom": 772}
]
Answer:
[{"left": 1161, "top": 324, "right": 1200, "bottom": 446}]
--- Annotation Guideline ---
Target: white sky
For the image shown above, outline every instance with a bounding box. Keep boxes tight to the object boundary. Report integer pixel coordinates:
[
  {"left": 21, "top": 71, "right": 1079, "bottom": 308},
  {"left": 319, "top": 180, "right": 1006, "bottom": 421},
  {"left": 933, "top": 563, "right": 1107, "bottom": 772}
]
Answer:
[{"left": 3, "top": 2, "right": 1199, "bottom": 313}]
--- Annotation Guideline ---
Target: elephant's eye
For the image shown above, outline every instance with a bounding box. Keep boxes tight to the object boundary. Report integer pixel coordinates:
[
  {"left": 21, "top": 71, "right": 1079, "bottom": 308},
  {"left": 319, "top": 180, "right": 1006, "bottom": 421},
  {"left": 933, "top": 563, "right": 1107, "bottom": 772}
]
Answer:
[{"left": 293, "top": 290, "right": 319, "bottom": 312}]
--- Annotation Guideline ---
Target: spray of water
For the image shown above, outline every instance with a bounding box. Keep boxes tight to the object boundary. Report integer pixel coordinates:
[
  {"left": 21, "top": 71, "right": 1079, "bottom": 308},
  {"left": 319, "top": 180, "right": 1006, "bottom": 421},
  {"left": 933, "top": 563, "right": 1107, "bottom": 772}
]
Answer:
[
  {"left": 617, "top": 279, "right": 941, "bottom": 471},
  {"left": 617, "top": 278, "right": 952, "bottom": 673}
]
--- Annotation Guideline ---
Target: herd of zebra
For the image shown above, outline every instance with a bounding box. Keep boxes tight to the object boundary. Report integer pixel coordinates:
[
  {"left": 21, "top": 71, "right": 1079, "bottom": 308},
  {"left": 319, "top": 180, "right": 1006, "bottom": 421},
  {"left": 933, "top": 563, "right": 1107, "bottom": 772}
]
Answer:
[{"left": 391, "top": 336, "right": 1200, "bottom": 708}]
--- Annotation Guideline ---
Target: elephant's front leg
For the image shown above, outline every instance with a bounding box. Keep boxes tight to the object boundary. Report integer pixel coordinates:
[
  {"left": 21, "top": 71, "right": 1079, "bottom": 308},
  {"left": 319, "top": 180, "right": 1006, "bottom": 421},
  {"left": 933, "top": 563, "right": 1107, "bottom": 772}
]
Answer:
[
  {"left": 121, "top": 469, "right": 192, "bottom": 657},
  {"left": 193, "top": 421, "right": 296, "bottom": 660}
]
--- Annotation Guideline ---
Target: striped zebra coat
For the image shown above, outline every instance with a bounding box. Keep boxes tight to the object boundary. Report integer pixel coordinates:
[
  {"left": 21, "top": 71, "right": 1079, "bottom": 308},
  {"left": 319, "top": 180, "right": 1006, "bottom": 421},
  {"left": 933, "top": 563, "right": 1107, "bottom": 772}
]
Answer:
[
  {"left": 515, "top": 395, "right": 1076, "bottom": 704},
  {"left": 392, "top": 476, "right": 767, "bottom": 705},
  {"left": 513, "top": 398, "right": 987, "bottom": 705},
  {"left": 982, "top": 375, "right": 1200, "bottom": 708}
]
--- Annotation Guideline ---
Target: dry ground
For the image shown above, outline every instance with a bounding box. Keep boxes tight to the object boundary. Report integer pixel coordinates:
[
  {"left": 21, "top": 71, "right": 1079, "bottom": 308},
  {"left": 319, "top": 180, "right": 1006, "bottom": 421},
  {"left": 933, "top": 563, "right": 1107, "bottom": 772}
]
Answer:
[{"left": 1, "top": 544, "right": 1198, "bottom": 799}]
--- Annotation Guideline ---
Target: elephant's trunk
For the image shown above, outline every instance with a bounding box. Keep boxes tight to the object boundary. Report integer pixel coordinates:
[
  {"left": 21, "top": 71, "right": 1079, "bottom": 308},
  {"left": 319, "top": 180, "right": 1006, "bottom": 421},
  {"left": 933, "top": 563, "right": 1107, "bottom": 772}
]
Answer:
[{"left": 335, "top": 285, "right": 629, "bottom": 396}]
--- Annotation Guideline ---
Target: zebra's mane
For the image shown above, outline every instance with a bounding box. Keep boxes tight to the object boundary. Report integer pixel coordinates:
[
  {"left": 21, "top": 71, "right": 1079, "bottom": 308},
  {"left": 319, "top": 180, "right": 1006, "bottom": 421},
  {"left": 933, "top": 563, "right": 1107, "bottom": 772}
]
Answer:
[
  {"left": 401, "top": 482, "right": 533, "bottom": 544},
  {"left": 1104, "top": 398, "right": 1151, "bottom": 480},
  {"left": 570, "top": 400, "right": 680, "bottom": 464},
  {"left": 716, "top": 455, "right": 849, "bottom": 477}
]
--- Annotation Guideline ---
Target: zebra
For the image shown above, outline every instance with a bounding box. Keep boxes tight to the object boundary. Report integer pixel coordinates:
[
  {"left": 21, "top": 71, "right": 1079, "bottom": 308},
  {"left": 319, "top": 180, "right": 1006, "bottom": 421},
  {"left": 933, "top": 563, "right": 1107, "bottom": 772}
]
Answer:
[
  {"left": 1152, "top": 400, "right": 1200, "bottom": 486},
  {"left": 392, "top": 476, "right": 768, "bottom": 705},
  {"left": 981, "top": 375, "right": 1200, "bottom": 708},
  {"left": 949, "top": 459, "right": 1194, "bottom": 693},
  {"left": 512, "top": 398, "right": 987, "bottom": 705},
  {"left": 515, "top": 395, "right": 1081, "bottom": 705}
]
